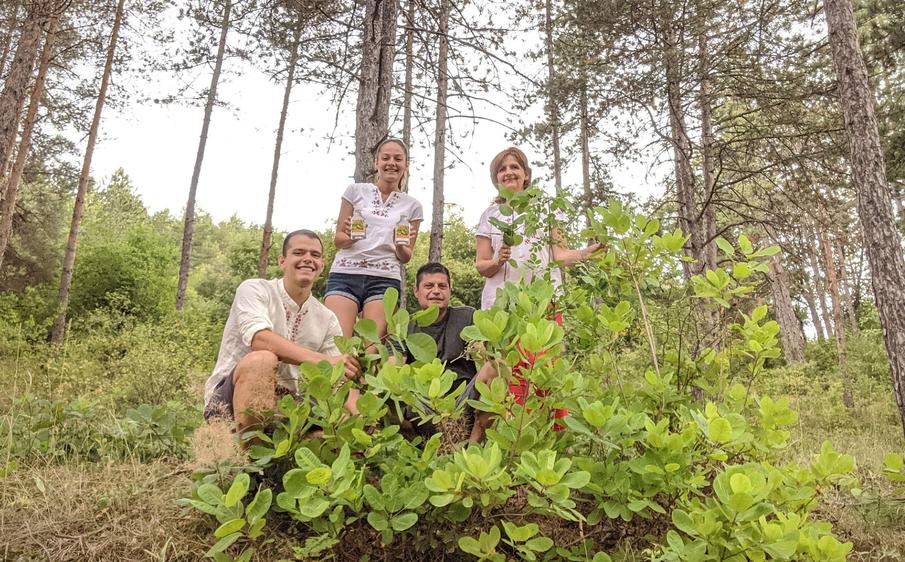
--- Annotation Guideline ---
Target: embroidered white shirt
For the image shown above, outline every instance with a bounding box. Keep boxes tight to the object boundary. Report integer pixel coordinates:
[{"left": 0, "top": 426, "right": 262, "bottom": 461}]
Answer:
[
  {"left": 330, "top": 183, "right": 424, "bottom": 280},
  {"left": 475, "top": 203, "right": 563, "bottom": 310},
  {"left": 203, "top": 277, "right": 343, "bottom": 406}
]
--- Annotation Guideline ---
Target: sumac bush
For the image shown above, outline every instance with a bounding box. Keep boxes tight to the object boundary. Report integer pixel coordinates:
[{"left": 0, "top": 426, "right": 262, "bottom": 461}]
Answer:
[{"left": 181, "top": 200, "right": 856, "bottom": 561}]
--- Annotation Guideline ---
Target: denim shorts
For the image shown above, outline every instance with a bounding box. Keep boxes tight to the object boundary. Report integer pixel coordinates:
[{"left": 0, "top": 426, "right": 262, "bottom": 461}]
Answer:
[{"left": 325, "top": 272, "right": 401, "bottom": 307}]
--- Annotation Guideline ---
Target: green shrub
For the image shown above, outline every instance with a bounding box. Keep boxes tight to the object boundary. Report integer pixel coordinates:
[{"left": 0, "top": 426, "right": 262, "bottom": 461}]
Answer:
[
  {"left": 1, "top": 395, "right": 198, "bottom": 462},
  {"left": 178, "top": 201, "right": 858, "bottom": 561}
]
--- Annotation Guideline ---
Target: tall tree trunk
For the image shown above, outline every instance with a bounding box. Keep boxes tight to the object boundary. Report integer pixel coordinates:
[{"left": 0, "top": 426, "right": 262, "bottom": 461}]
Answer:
[
  {"left": 661, "top": 15, "right": 699, "bottom": 279},
  {"left": 176, "top": 0, "right": 232, "bottom": 311},
  {"left": 543, "top": 0, "right": 562, "bottom": 194},
  {"left": 428, "top": 0, "right": 448, "bottom": 263},
  {"left": 0, "top": 13, "right": 56, "bottom": 270},
  {"left": 837, "top": 239, "right": 860, "bottom": 335},
  {"left": 257, "top": 30, "right": 299, "bottom": 278},
  {"left": 825, "top": 0, "right": 905, "bottom": 434},
  {"left": 803, "top": 286, "right": 826, "bottom": 341},
  {"left": 768, "top": 254, "right": 806, "bottom": 363},
  {"left": 0, "top": 3, "right": 20, "bottom": 80},
  {"left": 820, "top": 231, "right": 854, "bottom": 409},
  {"left": 401, "top": 0, "right": 414, "bottom": 149},
  {"left": 354, "top": 0, "right": 397, "bottom": 183},
  {"left": 0, "top": 2, "right": 43, "bottom": 177},
  {"left": 579, "top": 79, "right": 591, "bottom": 212},
  {"left": 399, "top": 0, "right": 415, "bottom": 309},
  {"left": 697, "top": 31, "right": 717, "bottom": 274},
  {"left": 809, "top": 240, "right": 835, "bottom": 339},
  {"left": 50, "top": 0, "right": 124, "bottom": 344}
]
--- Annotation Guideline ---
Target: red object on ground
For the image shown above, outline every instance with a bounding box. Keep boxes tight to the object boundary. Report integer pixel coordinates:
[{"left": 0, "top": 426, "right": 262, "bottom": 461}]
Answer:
[{"left": 509, "top": 312, "right": 568, "bottom": 431}]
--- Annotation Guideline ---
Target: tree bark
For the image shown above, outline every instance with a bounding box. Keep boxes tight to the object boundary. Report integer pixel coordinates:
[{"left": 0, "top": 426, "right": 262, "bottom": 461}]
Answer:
[
  {"left": 697, "top": 31, "right": 717, "bottom": 274},
  {"left": 257, "top": 29, "right": 299, "bottom": 278},
  {"left": 0, "top": 3, "right": 21, "bottom": 80},
  {"left": 50, "top": 0, "right": 124, "bottom": 344},
  {"left": 768, "top": 254, "right": 806, "bottom": 363},
  {"left": 837, "top": 239, "right": 860, "bottom": 335},
  {"left": 176, "top": 0, "right": 232, "bottom": 311},
  {"left": 0, "top": 13, "right": 57, "bottom": 270},
  {"left": 809, "top": 240, "right": 835, "bottom": 339},
  {"left": 579, "top": 79, "right": 591, "bottom": 212},
  {"left": 401, "top": 0, "right": 414, "bottom": 149},
  {"left": 0, "top": 2, "right": 43, "bottom": 177},
  {"left": 399, "top": 0, "right": 415, "bottom": 309},
  {"left": 803, "top": 286, "right": 826, "bottom": 341},
  {"left": 825, "top": 0, "right": 905, "bottom": 434},
  {"left": 428, "top": 0, "right": 449, "bottom": 263},
  {"left": 543, "top": 0, "right": 562, "bottom": 194},
  {"left": 354, "top": 0, "right": 397, "bottom": 183},
  {"left": 661, "top": 13, "right": 699, "bottom": 279},
  {"left": 820, "top": 231, "right": 854, "bottom": 409}
]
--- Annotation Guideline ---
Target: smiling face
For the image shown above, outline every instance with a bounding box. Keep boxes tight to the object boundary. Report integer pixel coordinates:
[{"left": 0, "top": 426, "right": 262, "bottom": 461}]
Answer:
[
  {"left": 374, "top": 140, "right": 408, "bottom": 190},
  {"left": 415, "top": 272, "right": 451, "bottom": 315},
  {"left": 490, "top": 148, "right": 532, "bottom": 194},
  {"left": 279, "top": 233, "right": 324, "bottom": 288},
  {"left": 495, "top": 155, "right": 528, "bottom": 192}
]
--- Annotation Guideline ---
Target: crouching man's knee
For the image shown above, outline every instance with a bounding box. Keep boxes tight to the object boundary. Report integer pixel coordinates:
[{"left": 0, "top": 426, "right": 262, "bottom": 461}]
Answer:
[{"left": 233, "top": 350, "right": 280, "bottom": 430}]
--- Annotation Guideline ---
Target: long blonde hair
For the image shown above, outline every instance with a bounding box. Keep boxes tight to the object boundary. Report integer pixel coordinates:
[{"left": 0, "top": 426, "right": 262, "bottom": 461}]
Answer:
[{"left": 373, "top": 138, "right": 409, "bottom": 192}]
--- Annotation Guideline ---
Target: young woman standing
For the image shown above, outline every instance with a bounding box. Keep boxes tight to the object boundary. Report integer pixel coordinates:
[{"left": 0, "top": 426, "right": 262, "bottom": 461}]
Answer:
[
  {"left": 326, "top": 138, "right": 423, "bottom": 412},
  {"left": 327, "top": 139, "right": 423, "bottom": 332}
]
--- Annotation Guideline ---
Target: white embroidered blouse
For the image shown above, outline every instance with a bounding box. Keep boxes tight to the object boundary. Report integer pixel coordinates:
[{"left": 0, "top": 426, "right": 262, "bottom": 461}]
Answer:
[{"left": 330, "top": 183, "right": 424, "bottom": 281}]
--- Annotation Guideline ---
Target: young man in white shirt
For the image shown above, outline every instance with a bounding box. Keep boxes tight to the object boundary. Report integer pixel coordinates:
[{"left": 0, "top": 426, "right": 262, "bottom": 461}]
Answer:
[{"left": 203, "top": 230, "right": 360, "bottom": 434}]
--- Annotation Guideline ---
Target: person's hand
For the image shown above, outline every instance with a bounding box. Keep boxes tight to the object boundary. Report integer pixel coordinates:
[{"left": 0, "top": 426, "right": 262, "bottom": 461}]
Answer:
[
  {"left": 496, "top": 245, "right": 512, "bottom": 266},
  {"left": 326, "top": 353, "right": 361, "bottom": 381},
  {"left": 341, "top": 217, "right": 352, "bottom": 238},
  {"left": 581, "top": 241, "right": 606, "bottom": 260}
]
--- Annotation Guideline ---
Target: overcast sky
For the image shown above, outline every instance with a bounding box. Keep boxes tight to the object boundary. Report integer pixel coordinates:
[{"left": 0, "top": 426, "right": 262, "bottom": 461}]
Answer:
[{"left": 87, "top": 16, "right": 668, "bottom": 235}]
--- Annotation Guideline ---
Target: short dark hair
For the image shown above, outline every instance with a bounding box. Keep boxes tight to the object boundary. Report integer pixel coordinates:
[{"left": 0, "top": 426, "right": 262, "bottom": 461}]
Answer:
[
  {"left": 282, "top": 229, "right": 323, "bottom": 256},
  {"left": 416, "top": 262, "right": 451, "bottom": 287}
]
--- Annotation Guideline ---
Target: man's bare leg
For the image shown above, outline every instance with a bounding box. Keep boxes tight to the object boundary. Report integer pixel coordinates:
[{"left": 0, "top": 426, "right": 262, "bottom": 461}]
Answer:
[{"left": 232, "top": 350, "right": 280, "bottom": 437}]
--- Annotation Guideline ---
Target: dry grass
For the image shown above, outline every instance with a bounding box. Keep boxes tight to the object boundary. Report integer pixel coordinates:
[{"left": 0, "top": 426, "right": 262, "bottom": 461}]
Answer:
[{"left": 0, "top": 460, "right": 209, "bottom": 562}]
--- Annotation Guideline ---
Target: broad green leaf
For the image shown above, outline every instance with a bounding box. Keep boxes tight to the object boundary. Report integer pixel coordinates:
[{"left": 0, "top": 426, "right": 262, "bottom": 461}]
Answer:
[
  {"left": 206, "top": 532, "right": 241, "bottom": 556},
  {"left": 197, "top": 483, "right": 223, "bottom": 506},
  {"left": 525, "top": 537, "right": 554, "bottom": 552},
  {"left": 214, "top": 518, "right": 245, "bottom": 538},
  {"left": 383, "top": 287, "right": 399, "bottom": 320},
  {"left": 413, "top": 305, "right": 440, "bottom": 327},
  {"left": 672, "top": 509, "right": 695, "bottom": 535},
  {"left": 355, "top": 318, "right": 380, "bottom": 343},
  {"left": 390, "top": 512, "right": 418, "bottom": 532},
  {"left": 247, "top": 518, "right": 266, "bottom": 539},
  {"left": 405, "top": 332, "right": 438, "bottom": 363},
  {"left": 729, "top": 473, "right": 752, "bottom": 494},
  {"left": 367, "top": 511, "right": 389, "bottom": 531},
  {"left": 224, "top": 473, "right": 250, "bottom": 508},
  {"left": 715, "top": 237, "right": 735, "bottom": 257},
  {"left": 763, "top": 539, "right": 798, "bottom": 558},
  {"left": 502, "top": 521, "right": 538, "bottom": 542},
  {"left": 246, "top": 489, "right": 272, "bottom": 524},
  {"left": 295, "top": 447, "right": 322, "bottom": 470},
  {"left": 306, "top": 467, "right": 332, "bottom": 486},
  {"left": 708, "top": 417, "right": 732, "bottom": 443}
]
